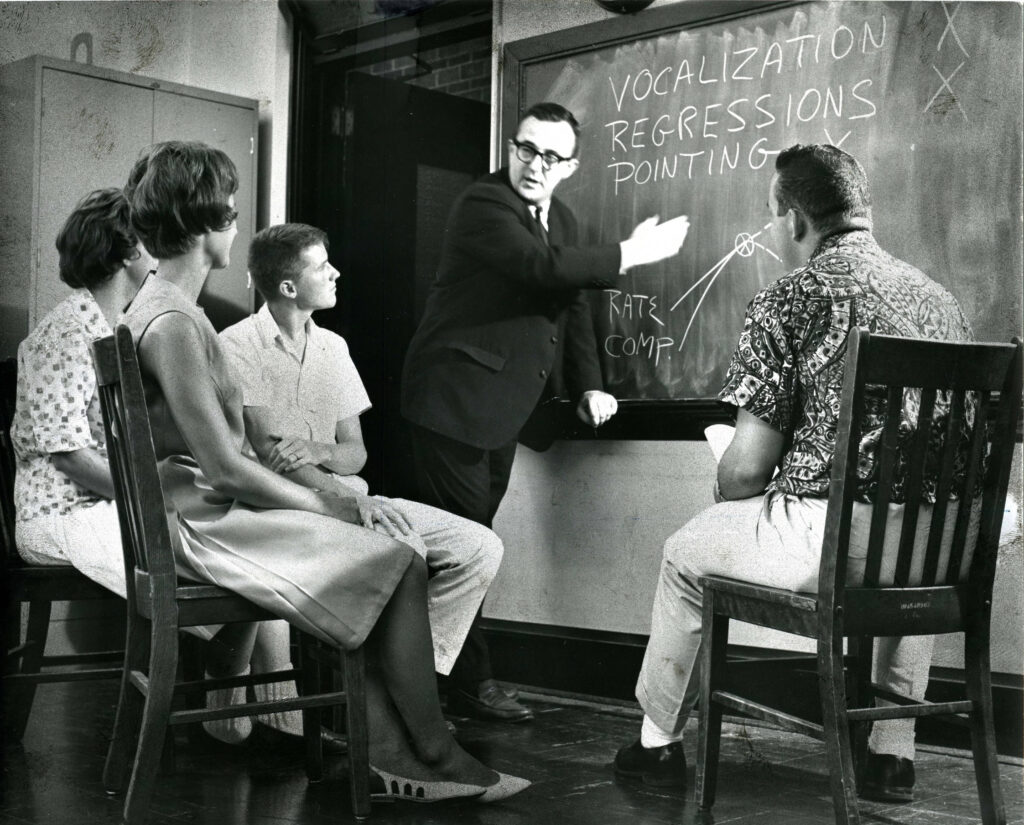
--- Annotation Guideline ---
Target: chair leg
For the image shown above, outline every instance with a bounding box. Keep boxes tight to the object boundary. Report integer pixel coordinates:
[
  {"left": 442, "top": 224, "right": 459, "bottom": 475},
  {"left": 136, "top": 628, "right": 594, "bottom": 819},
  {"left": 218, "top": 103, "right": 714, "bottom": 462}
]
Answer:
[
  {"left": 343, "top": 646, "right": 371, "bottom": 820},
  {"left": 104, "top": 613, "right": 150, "bottom": 793},
  {"left": 122, "top": 623, "right": 179, "bottom": 825},
  {"left": 299, "top": 635, "right": 324, "bottom": 783},
  {"left": 695, "top": 593, "right": 728, "bottom": 811},
  {"left": 964, "top": 624, "right": 1006, "bottom": 825},
  {"left": 849, "top": 636, "right": 873, "bottom": 790},
  {"left": 4, "top": 600, "right": 51, "bottom": 741},
  {"left": 820, "top": 637, "right": 860, "bottom": 825}
]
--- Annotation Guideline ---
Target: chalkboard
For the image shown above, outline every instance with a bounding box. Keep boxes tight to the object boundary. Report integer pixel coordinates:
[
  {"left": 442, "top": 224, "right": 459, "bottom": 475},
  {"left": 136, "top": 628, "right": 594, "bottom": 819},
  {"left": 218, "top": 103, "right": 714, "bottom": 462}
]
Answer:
[{"left": 503, "top": 1, "right": 1023, "bottom": 403}]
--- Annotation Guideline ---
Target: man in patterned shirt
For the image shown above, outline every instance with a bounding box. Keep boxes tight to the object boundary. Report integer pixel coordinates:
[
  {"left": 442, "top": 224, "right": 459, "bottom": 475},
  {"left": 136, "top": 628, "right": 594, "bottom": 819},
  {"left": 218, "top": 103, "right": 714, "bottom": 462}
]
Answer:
[{"left": 614, "top": 145, "right": 975, "bottom": 802}]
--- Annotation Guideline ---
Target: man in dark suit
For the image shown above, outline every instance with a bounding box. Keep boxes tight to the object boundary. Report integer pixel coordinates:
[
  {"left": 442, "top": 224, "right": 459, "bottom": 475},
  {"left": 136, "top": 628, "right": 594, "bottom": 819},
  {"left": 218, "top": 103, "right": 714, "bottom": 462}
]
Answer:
[{"left": 402, "top": 102, "right": 689, "bottom": 722}]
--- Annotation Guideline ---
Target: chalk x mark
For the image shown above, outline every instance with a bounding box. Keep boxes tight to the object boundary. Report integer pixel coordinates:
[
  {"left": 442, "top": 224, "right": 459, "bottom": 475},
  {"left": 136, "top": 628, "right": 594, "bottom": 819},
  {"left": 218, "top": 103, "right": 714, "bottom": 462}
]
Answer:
[
  {"left": 824, "top": 128, "right": 852, "bottom": 148},
  {"left": 924, "top": 61, "right": 968, "bottom": 123},
  {"left": 938, "top": 2, "right": 969, "bottom": 58}
]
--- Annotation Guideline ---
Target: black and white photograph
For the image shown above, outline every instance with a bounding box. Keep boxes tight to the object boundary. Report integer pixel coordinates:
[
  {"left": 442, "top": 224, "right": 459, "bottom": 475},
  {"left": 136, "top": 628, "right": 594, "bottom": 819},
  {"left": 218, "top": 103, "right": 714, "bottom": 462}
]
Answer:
[{"left": 1, "top": 1, "right": 1022, "bottom": 823}]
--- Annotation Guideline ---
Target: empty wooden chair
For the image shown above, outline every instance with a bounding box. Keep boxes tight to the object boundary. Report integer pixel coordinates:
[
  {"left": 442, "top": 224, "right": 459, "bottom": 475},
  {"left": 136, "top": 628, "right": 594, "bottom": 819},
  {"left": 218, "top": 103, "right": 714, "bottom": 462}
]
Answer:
[
  {"left": 695, "top": 328, "right": 1022, "bottom": 825},
  {"left": 1, "top": 357, "right": 122, "bottom": 742},
  {"left": 92, "top": 326, "right": 371, "bottom": 823}
]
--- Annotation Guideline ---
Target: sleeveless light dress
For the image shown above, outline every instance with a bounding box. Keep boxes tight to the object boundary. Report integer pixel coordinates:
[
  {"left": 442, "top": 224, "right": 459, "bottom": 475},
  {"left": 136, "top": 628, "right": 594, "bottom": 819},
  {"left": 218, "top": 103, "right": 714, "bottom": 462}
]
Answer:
[{"left": 123, "top": 275, "right": 414, "bottom": 648}]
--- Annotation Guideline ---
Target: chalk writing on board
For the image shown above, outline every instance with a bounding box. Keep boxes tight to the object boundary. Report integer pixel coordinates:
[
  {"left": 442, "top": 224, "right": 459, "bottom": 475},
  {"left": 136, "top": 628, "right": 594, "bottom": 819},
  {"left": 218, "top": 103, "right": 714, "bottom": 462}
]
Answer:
[
  {"left": 522, "top": 0, "right": 1022, "bottom": 400},
  {"left": 603, "top": 14, "right": 887, "bottom": 193},
  {"left": 602, "top": 222, "right": 781, "bottom": 367}
]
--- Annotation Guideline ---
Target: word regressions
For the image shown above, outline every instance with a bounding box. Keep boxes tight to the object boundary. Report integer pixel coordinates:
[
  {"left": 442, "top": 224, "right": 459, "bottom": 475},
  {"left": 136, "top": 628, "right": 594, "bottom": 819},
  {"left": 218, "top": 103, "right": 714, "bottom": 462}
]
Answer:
[{"left": 604, "top": 13, "right": 888, "bottom": 193}]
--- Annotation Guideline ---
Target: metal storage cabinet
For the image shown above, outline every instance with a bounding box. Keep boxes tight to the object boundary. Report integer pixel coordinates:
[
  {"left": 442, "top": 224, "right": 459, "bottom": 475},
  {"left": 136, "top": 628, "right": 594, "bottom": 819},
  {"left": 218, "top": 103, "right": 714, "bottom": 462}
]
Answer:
[{"left": 0, "top": 54, "right": 258, "bottom": 356}]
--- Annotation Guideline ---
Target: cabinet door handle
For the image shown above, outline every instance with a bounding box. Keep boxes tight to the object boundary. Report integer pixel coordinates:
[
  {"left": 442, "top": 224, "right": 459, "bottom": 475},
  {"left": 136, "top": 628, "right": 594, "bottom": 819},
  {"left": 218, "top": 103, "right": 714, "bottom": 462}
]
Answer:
[{"left": 250, "top": 136, "right": 254, "bottom": 155}]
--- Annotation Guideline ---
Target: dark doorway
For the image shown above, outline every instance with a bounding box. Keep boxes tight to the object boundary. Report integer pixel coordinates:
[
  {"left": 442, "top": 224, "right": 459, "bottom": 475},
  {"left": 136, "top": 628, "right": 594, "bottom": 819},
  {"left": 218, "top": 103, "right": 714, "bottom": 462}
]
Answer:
[{"left": 313, "top": 72, "right": 489, "bottom": 496}]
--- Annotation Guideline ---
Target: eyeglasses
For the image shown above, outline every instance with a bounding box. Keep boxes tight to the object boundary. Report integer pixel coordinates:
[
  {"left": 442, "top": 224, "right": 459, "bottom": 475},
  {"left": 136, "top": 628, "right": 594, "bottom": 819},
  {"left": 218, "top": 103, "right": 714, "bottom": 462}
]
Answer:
[{"left": 510, "top": 138, "right": 573, "bottom": 171}]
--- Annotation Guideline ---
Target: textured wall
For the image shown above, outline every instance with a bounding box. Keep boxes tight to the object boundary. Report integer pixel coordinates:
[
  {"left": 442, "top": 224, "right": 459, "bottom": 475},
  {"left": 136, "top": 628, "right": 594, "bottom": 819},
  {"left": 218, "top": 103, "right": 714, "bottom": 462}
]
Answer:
[
  {"left": 357, "top": 34, "right": 492, "bottom": 103},
  {"left": 0, "top": 0, "right": 290, "bottom": 225}
]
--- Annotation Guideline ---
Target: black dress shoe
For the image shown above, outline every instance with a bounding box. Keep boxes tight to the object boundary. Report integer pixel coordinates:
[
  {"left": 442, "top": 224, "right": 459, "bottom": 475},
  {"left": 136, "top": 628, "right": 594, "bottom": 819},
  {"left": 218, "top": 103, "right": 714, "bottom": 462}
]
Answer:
[
  {"left": 859, "top": 753, "right": 915, "bottom": 803},
  {"left": 252, "top": 722, "right": 349, "bottom": 755},
  {"left": 614, "top": 739, "right": 687, "bottom": 788},
  {"left": 447, "top": 680, "right": 535, "bottom": 723}
]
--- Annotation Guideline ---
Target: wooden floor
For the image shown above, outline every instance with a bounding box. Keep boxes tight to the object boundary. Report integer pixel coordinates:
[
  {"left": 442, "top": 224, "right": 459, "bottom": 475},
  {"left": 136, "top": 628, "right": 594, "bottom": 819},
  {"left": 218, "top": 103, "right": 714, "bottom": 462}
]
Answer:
[{"left": 2, "top": 680, "right": 1021, "bottom": 825}]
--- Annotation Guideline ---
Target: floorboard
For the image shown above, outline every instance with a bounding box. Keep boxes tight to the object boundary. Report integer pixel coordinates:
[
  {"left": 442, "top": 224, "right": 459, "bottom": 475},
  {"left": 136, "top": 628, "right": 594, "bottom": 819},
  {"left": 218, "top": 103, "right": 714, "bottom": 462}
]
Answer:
[{"left": 2, "top": 681, "right": 1020, "bottom": 824}]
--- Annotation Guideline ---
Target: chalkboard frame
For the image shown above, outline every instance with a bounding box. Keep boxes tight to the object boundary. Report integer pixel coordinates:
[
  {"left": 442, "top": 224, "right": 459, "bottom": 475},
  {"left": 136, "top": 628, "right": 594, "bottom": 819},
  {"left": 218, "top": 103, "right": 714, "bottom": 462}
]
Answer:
[{"left": 502, "top": 1, "right": 806, "bottom": 440}]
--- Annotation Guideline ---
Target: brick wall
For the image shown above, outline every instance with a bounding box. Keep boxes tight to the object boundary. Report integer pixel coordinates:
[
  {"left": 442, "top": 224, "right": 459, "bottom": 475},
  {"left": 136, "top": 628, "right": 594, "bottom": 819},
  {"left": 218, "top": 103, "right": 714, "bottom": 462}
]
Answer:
[{"left": 358, "top": 34, "right": 491, "bottom": 103}]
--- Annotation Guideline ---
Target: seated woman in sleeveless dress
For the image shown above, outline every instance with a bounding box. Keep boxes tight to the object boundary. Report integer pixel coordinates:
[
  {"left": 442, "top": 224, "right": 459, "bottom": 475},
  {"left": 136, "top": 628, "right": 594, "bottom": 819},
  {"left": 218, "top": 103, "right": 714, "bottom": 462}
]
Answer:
[{"left": 120, "top": 140, "right": 527, "bottom": 803}]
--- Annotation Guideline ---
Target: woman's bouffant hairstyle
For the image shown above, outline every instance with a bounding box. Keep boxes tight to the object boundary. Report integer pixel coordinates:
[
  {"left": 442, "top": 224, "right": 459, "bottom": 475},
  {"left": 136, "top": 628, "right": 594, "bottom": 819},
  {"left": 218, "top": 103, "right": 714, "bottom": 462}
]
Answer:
[
  {"left": 125, "top": 141, "right": 239, "bottom": 258},
  {"left": 56, "top": 188, "right": 140, "bottom": 290}
]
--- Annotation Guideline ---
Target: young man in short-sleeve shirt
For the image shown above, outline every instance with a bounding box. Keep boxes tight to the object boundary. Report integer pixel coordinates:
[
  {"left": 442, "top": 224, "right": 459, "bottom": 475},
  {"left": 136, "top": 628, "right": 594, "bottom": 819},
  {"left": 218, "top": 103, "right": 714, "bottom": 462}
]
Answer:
[{"left": 220, "top": 223, "right": 504, "bottom": 679}]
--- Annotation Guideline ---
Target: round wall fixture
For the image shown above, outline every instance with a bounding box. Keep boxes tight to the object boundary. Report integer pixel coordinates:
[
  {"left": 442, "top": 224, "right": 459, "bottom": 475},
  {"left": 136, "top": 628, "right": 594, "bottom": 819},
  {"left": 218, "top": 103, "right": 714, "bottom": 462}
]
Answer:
[{"left": 595, "top": 0, "right": 655, "bottom": 13}]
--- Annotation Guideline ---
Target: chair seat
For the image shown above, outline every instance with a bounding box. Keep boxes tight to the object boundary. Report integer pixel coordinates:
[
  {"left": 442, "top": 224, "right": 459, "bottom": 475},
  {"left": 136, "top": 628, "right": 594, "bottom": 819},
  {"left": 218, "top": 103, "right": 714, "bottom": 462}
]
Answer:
[
  {"left": 8, "top": 563, "right": 121, "bottom": 602},
  {"left": 131, "top": 569, "right": 281, "bottom": 627},
  {"left": 701, "top": 574, "right": 819, "bottom": 638}
]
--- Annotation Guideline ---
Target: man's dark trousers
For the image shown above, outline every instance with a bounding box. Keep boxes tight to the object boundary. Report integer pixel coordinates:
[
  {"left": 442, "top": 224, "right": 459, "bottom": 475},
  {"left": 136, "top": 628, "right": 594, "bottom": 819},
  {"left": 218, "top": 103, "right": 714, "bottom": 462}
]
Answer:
[{"left": 408, "top": 423, "right": 517, "bottom": 689}]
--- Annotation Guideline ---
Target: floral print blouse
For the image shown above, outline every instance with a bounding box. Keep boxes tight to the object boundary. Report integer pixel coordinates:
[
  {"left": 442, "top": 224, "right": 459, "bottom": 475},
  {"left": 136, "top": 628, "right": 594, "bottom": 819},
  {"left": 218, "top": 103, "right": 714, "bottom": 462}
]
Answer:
[{"left": 11, "top": 291, "right": 112, "bottom": 520}]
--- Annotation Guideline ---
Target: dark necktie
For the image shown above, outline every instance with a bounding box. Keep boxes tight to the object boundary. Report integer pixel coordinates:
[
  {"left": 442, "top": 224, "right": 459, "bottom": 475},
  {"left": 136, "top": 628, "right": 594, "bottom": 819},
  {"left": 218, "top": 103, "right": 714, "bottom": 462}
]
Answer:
[{"left": 532, "top": 206, "right": 548, "bottom": 245}]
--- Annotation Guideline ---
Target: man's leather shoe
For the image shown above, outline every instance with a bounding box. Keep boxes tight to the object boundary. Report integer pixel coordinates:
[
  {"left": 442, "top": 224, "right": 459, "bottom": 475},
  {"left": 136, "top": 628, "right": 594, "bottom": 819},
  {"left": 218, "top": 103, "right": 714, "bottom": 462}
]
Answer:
[
  {"left": 859, "top": 753, "right": 915, "bottom": 803},
  {"left": 614, "top": 739, "right": 687, "bottom": 788},
  {"left": 252, "top": 723, "right": 349, "bottom": 755},
  {"left": 447, "top": 679, "right": 534, "bottom": 722}
]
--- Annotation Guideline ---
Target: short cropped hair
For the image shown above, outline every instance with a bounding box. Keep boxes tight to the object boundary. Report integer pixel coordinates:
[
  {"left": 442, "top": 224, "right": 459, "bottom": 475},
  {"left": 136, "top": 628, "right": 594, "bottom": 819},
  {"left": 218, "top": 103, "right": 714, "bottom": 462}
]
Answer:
[
  {"left": 774, "top": 144, "right": 872, "bottom": 233},
  {"left": 248, "top": 223, "right": 329, "bottom": 301},
  {"left": 56, "top": 188, "right": 140, "bottom": 290},
  {"left": 519, "top": 102, "right": 580, "bottom": 157},
  {"left": 125, "top": 141, "right": 238, "bottom": 258}
]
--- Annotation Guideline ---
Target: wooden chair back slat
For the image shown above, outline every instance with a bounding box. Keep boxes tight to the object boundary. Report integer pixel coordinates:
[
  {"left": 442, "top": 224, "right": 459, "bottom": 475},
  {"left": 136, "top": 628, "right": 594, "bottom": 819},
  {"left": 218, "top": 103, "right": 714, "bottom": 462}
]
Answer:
[
  {"left": 947, "top": 390, "right": 991, "bottom": 582},
  {"left": 893, "top": 387, "right": 936, "bottom": 585},
  {"left": 861, "top": 385, "right": 903, "bottom": 587},
  {"left": 92, "top": 328, "right": 179, "bottom": 608},
  {"left": 921, "top": 389, "right": 966, "bottom": 584},
  {"left": 820, "top": 329, "right": 1021, "bottom": 624},
  {"left": 970, "top": 373, "right": 1021, "bottom": 589},
  {"left": 817, "top": 332, "right": 866, "bottom": 608}
]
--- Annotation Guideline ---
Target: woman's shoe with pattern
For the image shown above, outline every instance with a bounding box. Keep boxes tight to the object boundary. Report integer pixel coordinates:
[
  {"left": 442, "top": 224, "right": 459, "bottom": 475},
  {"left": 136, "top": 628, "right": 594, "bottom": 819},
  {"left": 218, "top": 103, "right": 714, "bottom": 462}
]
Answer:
[
  {"left": 369, "top": 765, "right": 487, "bottom": 803},
  {"left": 478, "top": 771, "right": 531, "bottom": 802}
]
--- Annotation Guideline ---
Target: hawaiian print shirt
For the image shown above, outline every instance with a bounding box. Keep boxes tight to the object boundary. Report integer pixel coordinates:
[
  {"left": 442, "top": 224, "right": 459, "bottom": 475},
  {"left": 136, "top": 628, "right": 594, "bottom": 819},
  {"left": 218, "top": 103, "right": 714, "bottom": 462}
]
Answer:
[
  {"left": 719, "top": 230, "right": 974, "bottom": 502},
  {"left": 11, "top": 291, "right": 112, "bottom": 520}
]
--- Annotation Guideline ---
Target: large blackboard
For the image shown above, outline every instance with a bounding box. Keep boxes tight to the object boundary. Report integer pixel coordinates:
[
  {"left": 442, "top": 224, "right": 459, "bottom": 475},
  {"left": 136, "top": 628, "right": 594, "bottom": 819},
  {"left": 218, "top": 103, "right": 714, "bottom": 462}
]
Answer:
[{"left": 503, "top": 1, "right": 1023, "bottom": 403}]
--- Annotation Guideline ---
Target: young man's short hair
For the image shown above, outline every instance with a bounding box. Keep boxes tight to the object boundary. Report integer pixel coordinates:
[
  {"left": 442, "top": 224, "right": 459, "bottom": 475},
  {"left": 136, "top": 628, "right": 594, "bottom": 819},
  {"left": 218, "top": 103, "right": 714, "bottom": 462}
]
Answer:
[{"left": 248, "top": 223, "right": 329, "bottom": 301}]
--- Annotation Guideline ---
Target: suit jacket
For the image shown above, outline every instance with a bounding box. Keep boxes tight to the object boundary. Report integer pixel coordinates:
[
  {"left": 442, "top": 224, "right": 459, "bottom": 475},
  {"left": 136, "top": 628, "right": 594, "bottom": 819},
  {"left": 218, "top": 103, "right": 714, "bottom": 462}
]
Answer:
[{"left": 401, "top": 169, "right": 623, "bottom": 450}]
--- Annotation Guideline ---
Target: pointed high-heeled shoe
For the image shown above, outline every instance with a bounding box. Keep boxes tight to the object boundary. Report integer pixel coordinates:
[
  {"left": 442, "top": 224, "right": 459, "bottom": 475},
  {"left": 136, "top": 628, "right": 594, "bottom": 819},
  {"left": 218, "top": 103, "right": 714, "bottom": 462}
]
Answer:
[
  {"left": 478, "top": 771, "right": 531, "bottom": 803},
  {"left": 369, "top": 765, "right": 487, "bottom": 803}
]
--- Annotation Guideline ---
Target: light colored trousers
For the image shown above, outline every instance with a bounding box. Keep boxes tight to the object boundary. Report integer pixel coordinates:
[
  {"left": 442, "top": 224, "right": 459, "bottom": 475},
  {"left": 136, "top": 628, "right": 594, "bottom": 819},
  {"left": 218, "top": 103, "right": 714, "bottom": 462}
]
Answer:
[
  {"left": 637, "top": 491, "right": 976, "bottom": 760},
  {"left": 374, "top": 496, "right": 504, "bottom": 674}
]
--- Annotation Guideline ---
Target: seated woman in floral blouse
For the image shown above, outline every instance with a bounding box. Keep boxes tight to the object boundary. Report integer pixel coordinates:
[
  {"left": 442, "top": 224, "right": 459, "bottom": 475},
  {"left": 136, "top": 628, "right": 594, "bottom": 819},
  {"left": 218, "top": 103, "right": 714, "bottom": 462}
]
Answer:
[{"left": 12, "top": 188, "right": 155, "bottom": 591}]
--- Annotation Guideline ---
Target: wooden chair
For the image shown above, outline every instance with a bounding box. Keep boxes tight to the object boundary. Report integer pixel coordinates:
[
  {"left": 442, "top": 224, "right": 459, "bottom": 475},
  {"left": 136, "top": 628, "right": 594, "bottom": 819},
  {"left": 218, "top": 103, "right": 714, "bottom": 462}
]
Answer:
[
  {"left": 695, "top": 328, "right": 1022, "bottom": 825},
  {"left": 91, "top": 326, "right": 371, "bottom": 823},
  {"left": 1, "top": 357, "right": 123, "bottom": 743}
]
